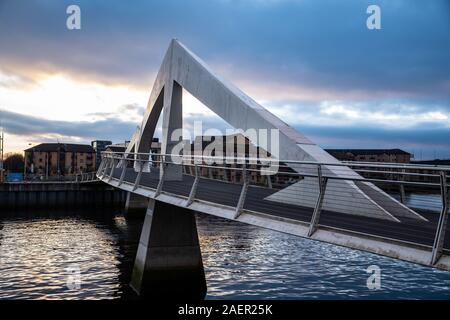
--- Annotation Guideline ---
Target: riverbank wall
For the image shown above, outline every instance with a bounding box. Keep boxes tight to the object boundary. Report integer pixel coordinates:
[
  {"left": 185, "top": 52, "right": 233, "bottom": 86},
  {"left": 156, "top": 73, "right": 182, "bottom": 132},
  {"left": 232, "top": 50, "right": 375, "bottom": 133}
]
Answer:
[{"left": 0, "top": 181, "right": 126, "bottom": 210}]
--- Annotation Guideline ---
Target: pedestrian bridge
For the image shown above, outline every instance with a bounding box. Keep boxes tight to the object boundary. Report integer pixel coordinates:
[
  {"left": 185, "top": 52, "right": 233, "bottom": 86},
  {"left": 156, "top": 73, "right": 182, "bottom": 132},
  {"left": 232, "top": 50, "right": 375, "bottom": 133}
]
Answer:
[
  {"left": 98, "top": 152, "right": 450, "bottom": 270},
  {"left": 97, "top": 39, "right": 450, "bottom": 297}
]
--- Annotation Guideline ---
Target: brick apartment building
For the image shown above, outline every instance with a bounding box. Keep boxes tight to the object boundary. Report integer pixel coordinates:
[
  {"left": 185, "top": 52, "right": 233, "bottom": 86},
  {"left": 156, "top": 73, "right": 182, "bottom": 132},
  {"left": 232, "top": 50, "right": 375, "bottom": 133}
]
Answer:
[
  {"left": 185, "top": 134, "right": 297, "bottom": 188},
  {"left": 24, "top": 143, "right": 96, "bottom": 178}
]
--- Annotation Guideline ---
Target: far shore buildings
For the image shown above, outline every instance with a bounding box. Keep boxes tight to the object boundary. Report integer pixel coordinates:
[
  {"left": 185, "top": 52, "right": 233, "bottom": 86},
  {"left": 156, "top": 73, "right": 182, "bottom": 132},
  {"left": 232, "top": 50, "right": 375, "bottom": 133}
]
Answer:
[
  {"left": 185, "top": 134, "right": 297, "bottom": 187},
  {"left": 325, "top": 149, "right": 411, "bottom": 163},
  {"left": 91, "top": 140, "right": 112, "bottom": 169},
  {"left": 412, "top": 159, "right": 450, "bottom": 166},
  {"left": 22, "top": 138, "right": 448, "bottom": 187},
  {"left": 104, "top": 136, "right": 415, "bottom": 187},
  {"left": 24, "top": 143, "right": 96, "bottom": 178},
  {"left": 105, "top": 138, "right": 162, "bottom": 158}
]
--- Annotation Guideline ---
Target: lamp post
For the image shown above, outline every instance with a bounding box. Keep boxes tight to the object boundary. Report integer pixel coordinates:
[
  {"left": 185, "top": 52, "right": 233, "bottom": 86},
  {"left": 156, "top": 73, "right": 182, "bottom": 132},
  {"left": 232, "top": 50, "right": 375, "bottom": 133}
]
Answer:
[{"left": 26, "top": 143, "right": 34, "bottom": 180}]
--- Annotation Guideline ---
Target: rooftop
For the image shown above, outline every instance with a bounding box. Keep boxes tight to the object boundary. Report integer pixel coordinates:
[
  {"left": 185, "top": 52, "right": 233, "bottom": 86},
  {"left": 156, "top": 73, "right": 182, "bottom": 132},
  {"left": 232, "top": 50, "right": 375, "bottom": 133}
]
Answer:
[
  {"left": 25, "top": 143, "right": 95, "bottom": 153},
  {"left": 412, "top": 159, "right": 450, "bottom": 166},
  {"left": 325, "top": 149, "right": 411, "bottom": 156}
]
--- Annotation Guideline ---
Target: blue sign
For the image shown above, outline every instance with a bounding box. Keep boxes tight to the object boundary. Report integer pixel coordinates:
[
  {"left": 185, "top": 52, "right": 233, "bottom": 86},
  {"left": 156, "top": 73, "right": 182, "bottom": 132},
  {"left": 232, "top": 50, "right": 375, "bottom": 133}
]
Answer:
[{"left": 6, "top": 173, "right": 24, "bottom": 182}]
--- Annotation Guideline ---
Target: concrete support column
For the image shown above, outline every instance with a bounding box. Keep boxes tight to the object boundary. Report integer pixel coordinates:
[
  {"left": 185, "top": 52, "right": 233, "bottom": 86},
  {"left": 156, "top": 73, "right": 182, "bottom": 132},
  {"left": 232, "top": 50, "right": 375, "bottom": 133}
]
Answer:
[
  {"left": 125, "top": 192, "right": 149, "bottom": 214},
  {"left": 161, "top": 80, "right": 183, "bottom": 181},
  {"left": 130, "top": 199, "right": 206, "bottom": 299}
]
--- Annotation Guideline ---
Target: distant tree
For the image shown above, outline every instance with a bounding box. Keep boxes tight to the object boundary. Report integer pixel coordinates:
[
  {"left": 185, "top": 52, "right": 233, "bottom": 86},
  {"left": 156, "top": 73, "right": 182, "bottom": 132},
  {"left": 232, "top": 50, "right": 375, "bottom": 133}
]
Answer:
[{"left": 4, "top": 153, "right": 24, "bottom": 173}]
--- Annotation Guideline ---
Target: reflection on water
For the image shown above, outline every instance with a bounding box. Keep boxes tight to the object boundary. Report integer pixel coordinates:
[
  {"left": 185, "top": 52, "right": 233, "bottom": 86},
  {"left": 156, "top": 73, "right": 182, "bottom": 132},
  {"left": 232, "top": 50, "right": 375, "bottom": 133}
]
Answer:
[
  {"left": 0, "top": 211, "right": 141, "bottom": 300},
  {"left": 198, "top": 214, "right": 450, "bottom": 300},
  {"left": 1, "top": 208, "right": 450, "bottom": 300}
]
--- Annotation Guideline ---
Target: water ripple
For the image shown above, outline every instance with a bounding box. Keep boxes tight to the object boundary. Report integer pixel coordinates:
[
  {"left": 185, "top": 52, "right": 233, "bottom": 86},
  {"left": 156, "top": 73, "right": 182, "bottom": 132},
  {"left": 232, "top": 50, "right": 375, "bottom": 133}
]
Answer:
[
  {"left": 0, "top": 215, "right": 127, "bottom": 300},
  {"left": 1, "top": 210, "right": 450, "bottom": 299},
  {"left": 196, "top": 213, "right": 450, "bottom": 300}
]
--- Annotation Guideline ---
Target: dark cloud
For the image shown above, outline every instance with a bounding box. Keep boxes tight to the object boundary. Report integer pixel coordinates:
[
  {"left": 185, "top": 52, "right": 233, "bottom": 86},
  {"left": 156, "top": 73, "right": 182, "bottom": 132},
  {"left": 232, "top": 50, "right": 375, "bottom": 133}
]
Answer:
[
  {"left": 86, "top": 104, "right": 145, "bottom": 120},
  {"left": 0, "top": 0, "right": 449, "bottom": 97},
  {"left": 0, "top": 0, "right": 449, "bottom": 158},
  {"left": 1, "top": 106, "right": 449, "bottom": 159},
  {"left": 299, "top": 123, "right": 450, "bottom": 159},
  {"left": 1, "top": 108, "right": 137, "bottom": 143}
]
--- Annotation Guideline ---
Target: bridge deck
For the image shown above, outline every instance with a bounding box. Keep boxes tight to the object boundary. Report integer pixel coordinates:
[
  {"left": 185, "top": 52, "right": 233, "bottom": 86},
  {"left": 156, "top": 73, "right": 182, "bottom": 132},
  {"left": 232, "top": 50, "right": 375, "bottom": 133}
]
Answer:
[{"left": 112, "top": 167, "right": 450, "bottom": 252}]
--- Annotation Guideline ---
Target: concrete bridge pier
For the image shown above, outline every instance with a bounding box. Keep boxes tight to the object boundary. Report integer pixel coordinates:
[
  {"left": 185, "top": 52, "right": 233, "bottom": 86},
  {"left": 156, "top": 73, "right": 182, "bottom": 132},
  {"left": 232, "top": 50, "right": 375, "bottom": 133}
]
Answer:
[
  {"left": 130, "top": 199, "right": 207, "bottom": 299},
  {"left": 125, "top": 192, "right": 149, "bottom": 214}
]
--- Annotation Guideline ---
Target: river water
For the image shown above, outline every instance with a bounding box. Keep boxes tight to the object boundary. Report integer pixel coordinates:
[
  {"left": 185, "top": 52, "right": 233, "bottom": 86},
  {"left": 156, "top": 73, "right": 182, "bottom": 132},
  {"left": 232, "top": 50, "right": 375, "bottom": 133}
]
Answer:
[{"left": 0, "top": 203, "right": 450, "bottom": 300}]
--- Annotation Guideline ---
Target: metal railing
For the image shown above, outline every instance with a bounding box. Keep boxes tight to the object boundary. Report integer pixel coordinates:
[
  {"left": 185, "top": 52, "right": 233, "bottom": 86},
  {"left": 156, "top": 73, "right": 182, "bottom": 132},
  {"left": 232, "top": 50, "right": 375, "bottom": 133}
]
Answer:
[{"left": 98, "top": 151, "right": 450, "bottom": 266}]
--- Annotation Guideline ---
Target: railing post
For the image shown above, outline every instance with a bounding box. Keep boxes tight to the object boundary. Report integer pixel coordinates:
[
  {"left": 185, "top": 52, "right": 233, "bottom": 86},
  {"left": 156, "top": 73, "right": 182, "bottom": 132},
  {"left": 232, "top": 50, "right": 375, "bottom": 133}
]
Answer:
[
  {"left": 208, "top": 167, "right": 213, "bottom": 179},
  {"left": 107, "top": 158, "right": 116, "bottom": 182},
  {"left": 101, "top": 157, "right": 110, "bottom": 178},
  {"left": 399, "top": 184, "right": 406, "bottom": 204},
  {"left": 308, "top": 165, "right": 328, "bottom": 237},
  {"left": 99, "top": 159, "right": 105, "bottom": 178},
  {"left": 234, "top": 164, "right": 249, "bottom": 219},
  {"left": 75, "top": 174, "right": 79, "bottom": 183},
  {"left": 267, "top": 175, "right": 272, "bottom": 189},
  {"left": 155, "top": 157, "right": 166, "bottom": 197},
  {"left": 118, "top": 156, "right": 128, "bottom": 186},
  {"left": 186, "top": 164, "right": 200, "bottom": 206},
  {"left": 133, "top": 159, "right": 144, "bottom": 191},
  {"left": 399, "top": 168, "right": 406, "bottom": 204},
  {"left": 223, "top": 165, "right": 229, "bottom": 182},
  {"left": 96, "top": 159, "right": 105, "bottom": 177},
  {"left": 430, "top": 171, "right": 449, "bottom": 265}
]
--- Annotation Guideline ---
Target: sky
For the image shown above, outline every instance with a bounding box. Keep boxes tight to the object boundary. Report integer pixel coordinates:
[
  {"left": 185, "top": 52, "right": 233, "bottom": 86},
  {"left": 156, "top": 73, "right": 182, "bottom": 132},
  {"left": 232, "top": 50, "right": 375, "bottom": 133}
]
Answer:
[{"left": 0, "top": 0, "right": 449, "bottom": 159}]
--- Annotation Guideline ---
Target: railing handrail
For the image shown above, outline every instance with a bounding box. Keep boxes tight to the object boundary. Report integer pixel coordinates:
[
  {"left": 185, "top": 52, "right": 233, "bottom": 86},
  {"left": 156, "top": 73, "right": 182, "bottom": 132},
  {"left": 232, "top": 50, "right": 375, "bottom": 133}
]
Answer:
[
  {"left": 98, "top": 151, "right": 448, "bottom": 188},
  {"left": 100, "top": 151, "right": 450, "bottom": 172}
]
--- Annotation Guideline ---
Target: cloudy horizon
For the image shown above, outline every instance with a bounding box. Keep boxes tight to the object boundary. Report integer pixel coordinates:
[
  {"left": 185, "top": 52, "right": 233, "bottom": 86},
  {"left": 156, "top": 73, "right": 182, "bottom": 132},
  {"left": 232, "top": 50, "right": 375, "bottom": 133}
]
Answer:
[{"left": 1, "top": 0, "right": 449, "bottom": 160}]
